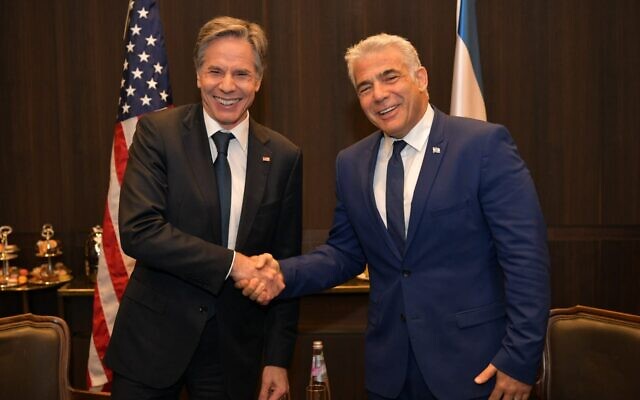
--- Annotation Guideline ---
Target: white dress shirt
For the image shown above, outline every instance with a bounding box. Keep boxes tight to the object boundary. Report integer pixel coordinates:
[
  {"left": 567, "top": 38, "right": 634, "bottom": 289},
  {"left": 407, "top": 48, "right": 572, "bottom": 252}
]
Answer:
[
  {"left": 373, "top": 104, "right": 434, "bottom": 236},
  {"left": 203, "top": 109, "right": 251, "bottom": 275},
  {"left": 203, "top": 111, "right": 249, "bottom": 251}
]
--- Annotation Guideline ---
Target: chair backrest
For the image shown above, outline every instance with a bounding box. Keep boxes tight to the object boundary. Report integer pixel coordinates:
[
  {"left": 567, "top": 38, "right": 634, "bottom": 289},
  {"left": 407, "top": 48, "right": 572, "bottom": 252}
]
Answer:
[
  {"left": 537, "top": 305, "right": 640, "bottom": 400},
  {"left": 0, "top": 313, "right": 71, "bottom": 400}
]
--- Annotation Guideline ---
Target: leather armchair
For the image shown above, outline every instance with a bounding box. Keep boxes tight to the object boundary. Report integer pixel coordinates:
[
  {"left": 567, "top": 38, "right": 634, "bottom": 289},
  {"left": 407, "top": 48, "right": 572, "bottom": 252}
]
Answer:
[
  {"left": 536, "top": 305, "right": 640, "bottom": 400},
  {"left": 0, "top": 313, "right": 110, "bottom": 400}
]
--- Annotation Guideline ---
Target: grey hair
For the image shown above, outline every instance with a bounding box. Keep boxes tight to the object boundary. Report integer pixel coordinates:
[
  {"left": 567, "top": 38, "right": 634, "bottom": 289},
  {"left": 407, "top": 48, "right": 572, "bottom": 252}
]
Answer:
[
  {"left": 344, "top": 33, "right": 422, "bottom": 87},
  {"left": 193, "top": 16, "right": 267, "bottom": 77}
]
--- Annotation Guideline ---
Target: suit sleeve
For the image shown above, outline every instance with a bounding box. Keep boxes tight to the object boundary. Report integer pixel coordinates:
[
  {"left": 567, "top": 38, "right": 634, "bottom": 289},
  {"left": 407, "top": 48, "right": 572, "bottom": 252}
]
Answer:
[
  {"left": 263, "top": 149, "right": 302, "bottom": 367},
  {"left": 279, "top": 152, "right": 368, "bottom": 298},
  {"left": 119, "top": 116, "right": 233, "bottom": 295},
  {"left": 479, "top": 126, "right": 550, "bottom": 384}
]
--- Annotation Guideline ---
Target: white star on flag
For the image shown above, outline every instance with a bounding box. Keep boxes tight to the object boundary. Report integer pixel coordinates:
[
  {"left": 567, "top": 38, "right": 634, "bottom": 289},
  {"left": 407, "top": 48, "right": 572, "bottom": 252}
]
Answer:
[
  {"left": 138, "top": 51, "right": 150, "bottom": 62},
  {"left": 130, "top": 24, "right": 141, "bottom": 36}
]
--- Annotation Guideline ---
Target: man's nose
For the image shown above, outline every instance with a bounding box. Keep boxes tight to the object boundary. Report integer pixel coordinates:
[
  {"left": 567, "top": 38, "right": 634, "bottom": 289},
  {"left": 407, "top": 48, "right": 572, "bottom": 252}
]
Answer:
[
  {"left": 372, "top": 82, "right": 387, "bottom": 101},
  {"left": 219, "top": 73, "right": 236, "bottom": 92}
]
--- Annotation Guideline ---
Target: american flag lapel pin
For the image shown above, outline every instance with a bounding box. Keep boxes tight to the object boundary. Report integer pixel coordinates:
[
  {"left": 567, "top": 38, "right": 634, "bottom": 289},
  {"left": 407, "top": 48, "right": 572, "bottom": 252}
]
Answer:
[
  {"left": 432, "top": 146, "right": 441, "bottom": 154},
  {"left": 262, "top": 155, "right": 271, "bottom": 162}
]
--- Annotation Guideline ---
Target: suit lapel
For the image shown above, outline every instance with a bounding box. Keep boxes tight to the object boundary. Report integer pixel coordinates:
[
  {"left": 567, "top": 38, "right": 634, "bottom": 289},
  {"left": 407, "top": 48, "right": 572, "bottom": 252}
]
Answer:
[
  {"left": 235, "top": 120, "right": 271, "bottom": 250},
  {"left": 363, "top": 132, "right": 404, "bottom": 260},
  {"left": 405, "top": 108, "right": 447, "bottom": 251},
  {"left": 181, "top": 105, "right": 222, "bottom": 244}
]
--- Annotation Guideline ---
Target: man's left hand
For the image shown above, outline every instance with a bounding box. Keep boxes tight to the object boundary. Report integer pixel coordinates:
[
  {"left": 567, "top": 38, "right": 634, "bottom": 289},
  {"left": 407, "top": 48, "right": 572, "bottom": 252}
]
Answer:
[
  {"left": 475, "top": 363, "right": 532, "bottom": 400},
  {"left": 259, "top": 365, "right": 289, "bottom": 400}
]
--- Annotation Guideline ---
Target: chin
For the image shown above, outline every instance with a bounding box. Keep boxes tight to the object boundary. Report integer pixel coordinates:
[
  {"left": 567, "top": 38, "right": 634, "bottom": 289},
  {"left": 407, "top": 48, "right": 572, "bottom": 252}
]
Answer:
[{"left": 380, "top": 124, "right": 401, "bottom": 136}]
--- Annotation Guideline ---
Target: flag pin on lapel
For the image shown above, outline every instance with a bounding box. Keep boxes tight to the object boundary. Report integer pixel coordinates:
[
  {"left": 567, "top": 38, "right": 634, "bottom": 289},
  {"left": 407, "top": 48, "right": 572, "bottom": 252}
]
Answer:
[
  {"left": 432, "top": 146, "right": 441, "bottom": 154},
  {"left": 262, "top": 156, "right": 271, "bottom": 162}
]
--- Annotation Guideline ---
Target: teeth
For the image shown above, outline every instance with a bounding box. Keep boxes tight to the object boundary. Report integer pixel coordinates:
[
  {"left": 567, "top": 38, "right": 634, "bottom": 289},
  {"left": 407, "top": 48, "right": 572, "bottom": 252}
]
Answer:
[
  {"left": 379, "top": 106, "right": 396, "bottom": 115},
  {"left": 215, "top": 97, "right": 240, "bottom": 106}
]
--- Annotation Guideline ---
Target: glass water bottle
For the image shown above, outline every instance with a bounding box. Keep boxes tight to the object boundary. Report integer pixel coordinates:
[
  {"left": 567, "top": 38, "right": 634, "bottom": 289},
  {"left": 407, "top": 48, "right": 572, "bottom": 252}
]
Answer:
[{"left": 307, "top": 340, "right": 331, "bottom": 400}]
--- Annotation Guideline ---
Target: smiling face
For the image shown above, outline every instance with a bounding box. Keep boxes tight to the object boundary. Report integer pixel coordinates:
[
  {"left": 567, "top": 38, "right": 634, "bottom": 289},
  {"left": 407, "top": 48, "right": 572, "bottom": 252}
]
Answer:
[
  {"left": 196, "top": 36, "right": 262, "bottom": 130},
  {"left": 353, "top": 46, "right": 429, "bottom": 138}
]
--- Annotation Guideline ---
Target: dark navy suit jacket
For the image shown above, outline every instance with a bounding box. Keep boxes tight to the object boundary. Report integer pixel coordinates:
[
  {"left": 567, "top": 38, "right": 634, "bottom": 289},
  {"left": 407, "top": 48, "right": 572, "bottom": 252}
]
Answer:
[{"left": 280, "top": 107, "right": 550, "bottom": 399}]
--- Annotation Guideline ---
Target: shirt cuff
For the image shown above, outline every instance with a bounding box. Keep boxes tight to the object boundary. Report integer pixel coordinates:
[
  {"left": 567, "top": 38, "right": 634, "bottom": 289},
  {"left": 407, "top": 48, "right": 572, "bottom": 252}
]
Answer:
[{"left": 225, "top": 250, "right": 236, "bottom": 280}]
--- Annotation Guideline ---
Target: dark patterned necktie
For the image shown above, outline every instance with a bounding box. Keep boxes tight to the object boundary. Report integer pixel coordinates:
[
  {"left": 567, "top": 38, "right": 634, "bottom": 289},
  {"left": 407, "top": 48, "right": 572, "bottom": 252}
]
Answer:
[
  {"left": 212, "top": 131, "right": 235, "bottom": 247},
  {"left": 386, "top": 140, "right": 407, "bottom": 254}
]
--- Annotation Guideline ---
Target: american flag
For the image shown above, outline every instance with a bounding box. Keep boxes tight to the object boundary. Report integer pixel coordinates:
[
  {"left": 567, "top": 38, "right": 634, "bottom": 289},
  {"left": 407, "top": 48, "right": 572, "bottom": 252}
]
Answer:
[{"left": 88, "top": 0, "right": 172, "bottom": 389}]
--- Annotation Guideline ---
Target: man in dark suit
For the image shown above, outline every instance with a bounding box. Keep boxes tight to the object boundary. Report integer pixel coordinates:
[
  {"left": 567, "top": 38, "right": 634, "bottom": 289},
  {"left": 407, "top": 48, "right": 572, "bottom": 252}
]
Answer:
[
  {"left": 106, "top": 16, "right": 301, "bottom": 400},
  {"left": 241, "top": 33, "right": 550, "bottom": 400}
]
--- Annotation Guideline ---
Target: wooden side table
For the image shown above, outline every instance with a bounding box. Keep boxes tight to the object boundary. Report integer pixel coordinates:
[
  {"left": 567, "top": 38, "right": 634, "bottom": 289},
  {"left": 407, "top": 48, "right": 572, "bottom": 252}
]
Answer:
[{"left": 0, "top": 280, "right": 67, "bottom": 316}]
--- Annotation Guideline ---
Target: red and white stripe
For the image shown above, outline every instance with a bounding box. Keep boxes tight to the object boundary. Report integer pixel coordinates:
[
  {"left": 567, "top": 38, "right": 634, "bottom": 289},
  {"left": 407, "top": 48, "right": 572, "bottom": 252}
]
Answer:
[{"left": 87, "top": 117, "right": 138, "bottom": 388}]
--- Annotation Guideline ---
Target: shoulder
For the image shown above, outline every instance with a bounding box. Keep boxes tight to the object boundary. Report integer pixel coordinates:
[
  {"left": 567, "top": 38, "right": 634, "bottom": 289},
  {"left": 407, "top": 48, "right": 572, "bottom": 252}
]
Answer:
[
  {"left": 337, "top": 130, "right": 382, "bottom": 162},
  {"left": 431, "top": 111, "right": 514, "bottom": 158},
  {"left": 439, "top": 112, "right": 508, "bottom": 141},
  {"left": 250, "top": 119, "right": 300, "bottom": 154},
  {"left": 129, "top": 105, "right": 203, "bottom": 155},
  {"left": 134, "top": 105, "right": 201, "bottom": 141},
  {"left": 140, "top": 104, "right": 201, "bottom": 124}
]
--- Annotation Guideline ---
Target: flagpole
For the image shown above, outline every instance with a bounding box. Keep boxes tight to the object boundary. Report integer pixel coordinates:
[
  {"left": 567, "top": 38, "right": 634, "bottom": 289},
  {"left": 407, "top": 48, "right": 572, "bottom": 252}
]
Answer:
[{"left": 123, "top": 0, "right": 133, "bottom": 39}]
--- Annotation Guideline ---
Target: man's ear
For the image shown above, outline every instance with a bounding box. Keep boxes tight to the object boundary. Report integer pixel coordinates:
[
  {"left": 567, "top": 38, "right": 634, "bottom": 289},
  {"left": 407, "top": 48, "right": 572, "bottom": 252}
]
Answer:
[{"left": 416, "top": 66, "right": 428, "bottom": 91}]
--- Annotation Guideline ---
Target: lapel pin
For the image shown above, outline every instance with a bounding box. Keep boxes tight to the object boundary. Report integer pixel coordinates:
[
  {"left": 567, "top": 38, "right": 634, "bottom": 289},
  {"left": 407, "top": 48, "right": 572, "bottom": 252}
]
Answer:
[
  {"left": 262, "top": 156, "right": 271, "bottom": 162},
  {"left": 432, "top": 146, "right": 441, "bottom": 154}
]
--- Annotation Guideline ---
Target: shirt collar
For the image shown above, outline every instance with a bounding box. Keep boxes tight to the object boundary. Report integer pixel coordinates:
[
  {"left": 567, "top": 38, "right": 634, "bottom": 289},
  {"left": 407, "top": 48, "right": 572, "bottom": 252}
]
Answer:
[
  {"left": 202, "top": 108, "right": 249, "bottom": 153},
  {"left": 383, "top": 103, "right": 434, "bottom": 154}
]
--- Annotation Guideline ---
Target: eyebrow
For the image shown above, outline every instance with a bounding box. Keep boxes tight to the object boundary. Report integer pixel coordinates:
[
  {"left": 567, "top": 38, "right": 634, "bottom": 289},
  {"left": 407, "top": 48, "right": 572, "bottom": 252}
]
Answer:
[
  {"left": 204, "top": 65, "right": 254, "bottom": 74},
  {"left": 356, "top": 68, "right": 401, "bottom": 90},
  {"left": 380, "top": 68, "right": 400, "bottom": 77}
]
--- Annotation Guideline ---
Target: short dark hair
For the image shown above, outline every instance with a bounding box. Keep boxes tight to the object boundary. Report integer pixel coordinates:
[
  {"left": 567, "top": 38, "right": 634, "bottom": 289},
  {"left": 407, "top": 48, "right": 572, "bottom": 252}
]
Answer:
[{"left": 193, "top": 16, "right": 267, "bottom": 77}]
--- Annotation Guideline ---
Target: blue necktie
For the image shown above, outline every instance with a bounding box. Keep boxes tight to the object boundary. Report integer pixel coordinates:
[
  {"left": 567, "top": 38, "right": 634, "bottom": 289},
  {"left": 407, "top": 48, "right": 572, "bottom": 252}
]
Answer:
[
  {"left": 212, "top": 131, "right": 234, "bottom": 247},
  {"left": 386, "top": 140, "right": 407, "bottom": 254}
]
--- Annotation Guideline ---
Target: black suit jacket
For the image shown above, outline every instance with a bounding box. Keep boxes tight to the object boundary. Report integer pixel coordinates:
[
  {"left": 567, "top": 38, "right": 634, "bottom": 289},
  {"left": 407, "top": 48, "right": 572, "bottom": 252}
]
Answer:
[{"left": 105, "top": 104, "right": 301, "bottom": 398}]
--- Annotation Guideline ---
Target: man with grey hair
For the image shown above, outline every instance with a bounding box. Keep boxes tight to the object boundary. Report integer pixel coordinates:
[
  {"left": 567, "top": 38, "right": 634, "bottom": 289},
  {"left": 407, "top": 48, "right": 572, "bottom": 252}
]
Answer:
[
  {"left": 106, "top": 16, "right": 301, "bottom": 400},
  {"left": 241, "top": 33, "right": 550, "bottom": 400}
]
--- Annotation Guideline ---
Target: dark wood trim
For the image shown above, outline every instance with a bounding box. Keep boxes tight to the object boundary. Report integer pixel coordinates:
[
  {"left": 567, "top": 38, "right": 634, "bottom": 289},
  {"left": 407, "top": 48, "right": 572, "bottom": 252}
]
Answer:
[{"left": 547, "top": 226, "right": 640, "bottom": 241}]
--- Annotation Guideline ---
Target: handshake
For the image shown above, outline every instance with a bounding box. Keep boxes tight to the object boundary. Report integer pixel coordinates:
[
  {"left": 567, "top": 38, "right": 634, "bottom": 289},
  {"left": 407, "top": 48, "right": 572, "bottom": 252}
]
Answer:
[{"left": 230, "top": 253, "right": 283, "bottom": 305}]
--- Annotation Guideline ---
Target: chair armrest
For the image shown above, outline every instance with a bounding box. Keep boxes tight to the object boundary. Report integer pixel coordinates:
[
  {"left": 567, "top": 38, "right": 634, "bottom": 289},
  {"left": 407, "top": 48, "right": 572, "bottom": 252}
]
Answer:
[{"left": 69, "top": 388, "right": 111, "bottom": 400}]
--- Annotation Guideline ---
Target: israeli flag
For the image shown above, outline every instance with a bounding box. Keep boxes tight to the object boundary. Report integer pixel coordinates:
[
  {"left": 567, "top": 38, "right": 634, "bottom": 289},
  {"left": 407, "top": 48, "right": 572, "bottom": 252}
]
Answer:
[{"left": 450, "top": 0, "right": 487, "bottom": 121}]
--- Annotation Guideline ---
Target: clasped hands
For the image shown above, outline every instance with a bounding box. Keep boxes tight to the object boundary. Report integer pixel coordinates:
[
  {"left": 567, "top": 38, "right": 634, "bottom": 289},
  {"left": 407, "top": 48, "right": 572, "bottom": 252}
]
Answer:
[{"left": 231, "top": 253, "right": 283, "bottom": 305}]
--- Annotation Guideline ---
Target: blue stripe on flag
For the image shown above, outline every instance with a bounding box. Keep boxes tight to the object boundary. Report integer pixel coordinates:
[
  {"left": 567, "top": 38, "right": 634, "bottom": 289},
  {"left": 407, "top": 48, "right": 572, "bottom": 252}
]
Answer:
[{"left": 458, "top": 0, "right": 484, "bottom": 94}]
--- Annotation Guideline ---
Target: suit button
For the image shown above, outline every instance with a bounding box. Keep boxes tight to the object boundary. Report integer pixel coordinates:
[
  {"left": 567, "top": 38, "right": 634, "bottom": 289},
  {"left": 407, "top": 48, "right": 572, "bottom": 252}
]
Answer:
[
  {"left": 402, "top": 270, "right": 411, "bottom": 277},
  {"left": 199, "top": 306, "right": 208, "bottom": 313},
  {"left": 400, "top": 313, "right": 406, "bottom": 322}
]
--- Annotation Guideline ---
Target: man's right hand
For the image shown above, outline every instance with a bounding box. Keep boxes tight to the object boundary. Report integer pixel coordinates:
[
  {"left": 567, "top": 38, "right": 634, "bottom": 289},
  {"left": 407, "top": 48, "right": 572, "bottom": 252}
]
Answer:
[{"left": 231, "top": 253, "right": 283, "bottom": 305}]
